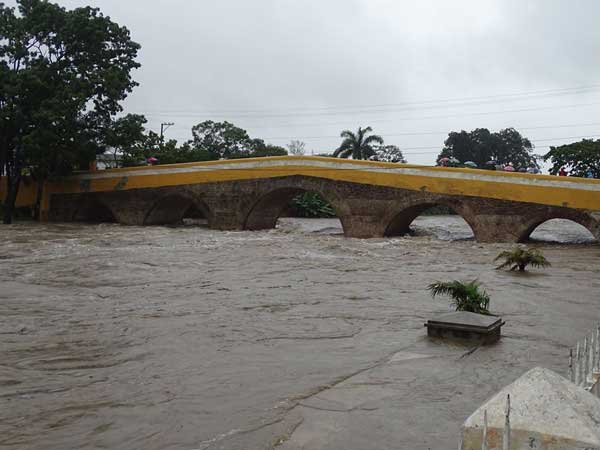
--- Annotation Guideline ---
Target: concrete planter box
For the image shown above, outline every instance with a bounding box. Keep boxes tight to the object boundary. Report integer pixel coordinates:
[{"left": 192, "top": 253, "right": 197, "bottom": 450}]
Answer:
[{"left": 425, "top": 311, "right": 504, "bottom": 344}]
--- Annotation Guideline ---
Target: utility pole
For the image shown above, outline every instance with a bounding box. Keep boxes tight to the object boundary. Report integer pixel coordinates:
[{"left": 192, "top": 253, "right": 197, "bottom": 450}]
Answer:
[{"left": 160, "top": 122, "right": 174, "bottom": 140}]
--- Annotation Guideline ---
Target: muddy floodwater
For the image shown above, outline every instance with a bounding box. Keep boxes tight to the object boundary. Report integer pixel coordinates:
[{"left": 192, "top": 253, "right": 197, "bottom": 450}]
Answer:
[{"left": 1, "top": 217, "right": 599, "bottom": 450}]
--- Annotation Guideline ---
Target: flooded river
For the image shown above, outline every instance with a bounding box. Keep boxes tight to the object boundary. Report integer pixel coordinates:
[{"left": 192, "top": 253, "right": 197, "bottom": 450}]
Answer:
[{"left": 1, "top": 217, "right": 599, "bottom": 450}]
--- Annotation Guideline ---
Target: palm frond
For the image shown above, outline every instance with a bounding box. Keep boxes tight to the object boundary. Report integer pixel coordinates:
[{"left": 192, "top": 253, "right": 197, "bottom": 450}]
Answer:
[
  {"left": 340, "top": 130, "right": 356, "bottom": 140},
  {"left": 334, "top": 147, "right": 353, "bottom": 158},
  {"left": 527, "top": 251, "right": 551, "bottom": 268},
  {"left": 363, "top": 134, "right": 384, "bottom": 146},
  {"left": 428, "top": 280, "right": 490, "bottom": 314},
  {"left": 493, "top": 250, "right": 513, "bottom": 262},
  {"left": 333, "top": 140, "right": 352, "bottom": 157}
]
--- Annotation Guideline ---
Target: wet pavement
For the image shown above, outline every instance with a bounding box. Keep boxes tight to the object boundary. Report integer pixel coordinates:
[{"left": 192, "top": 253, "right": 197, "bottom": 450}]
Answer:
[{"left": 0, "top": 217, "right": 598, "bottom": 450}]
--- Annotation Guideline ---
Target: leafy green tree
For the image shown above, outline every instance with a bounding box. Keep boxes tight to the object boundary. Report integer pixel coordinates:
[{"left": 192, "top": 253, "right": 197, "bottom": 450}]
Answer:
[
  {"left": 103, "top": 114, "right": 147, "bottom": 166},
  {"left": 438, "top": 128, "right": 537, "bottom": 168},
  {"left": 494, "top": 247, "right": 551, "bottom": 272},
  {"left": 246, "top": 139, "right": 287, "bottom": 158},
  {"left": 371, "top": 144, "right": 406, "bottom": 163},
  {"left": 189, "top": 120, "right": 252, "bottom": 159},
  {"left": 154, "top": 143, "right": 214, "bottom": 165},
  {"left": 333, "top": 126, "right": 383, "bottom": 160},
  {"left": 544, "top": 139, "right": 600, "bottom": 178},
  {"left": 0, "top": 0, "right": 140, "bottom": 223},
  {"left": 428, "top": 280, "right": 491, "bottom": 314},
  {"left": 119, "top": 130, "right": 215, "bottom": 167}
]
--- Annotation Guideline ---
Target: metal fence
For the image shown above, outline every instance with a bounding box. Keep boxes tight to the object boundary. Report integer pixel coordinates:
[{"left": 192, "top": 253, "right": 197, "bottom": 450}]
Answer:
[
  {"left": 569, "top": 324, "right": 600, "bottom": 397},
  {"left": 459, "top": 394, "right": 511, "bottom": 450}
]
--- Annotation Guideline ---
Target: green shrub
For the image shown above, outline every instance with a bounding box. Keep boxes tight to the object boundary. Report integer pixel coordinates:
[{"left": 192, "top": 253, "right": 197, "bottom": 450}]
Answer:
[{"left": 289, "top": 192, "right": 336, "bottom": 218}]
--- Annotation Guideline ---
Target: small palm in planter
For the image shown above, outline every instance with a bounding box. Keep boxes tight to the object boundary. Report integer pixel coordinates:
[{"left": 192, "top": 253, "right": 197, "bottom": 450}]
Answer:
[
  {"left": 494, "top": 247, "right": 551, "bottom": 272},
  {"left": 428, "top": 280, "right": 491, "bottom": 315}
]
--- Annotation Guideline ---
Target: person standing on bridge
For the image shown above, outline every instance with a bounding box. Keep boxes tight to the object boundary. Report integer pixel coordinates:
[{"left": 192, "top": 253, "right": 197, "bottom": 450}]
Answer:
[{"left": 559, "top": 167, "right": 568, "bottom": 176}]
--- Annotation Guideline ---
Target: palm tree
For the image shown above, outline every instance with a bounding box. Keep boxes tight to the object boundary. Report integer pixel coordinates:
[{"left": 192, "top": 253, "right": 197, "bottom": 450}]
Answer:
[
  {"left": 428, "top": 280, "right": 491, "bottom": 314},
  {"left": 333, "top": 126, "right": 383, "bottom": 160},
  {"left": 494, "top": 247, "right": 551, "bottom": 272}
]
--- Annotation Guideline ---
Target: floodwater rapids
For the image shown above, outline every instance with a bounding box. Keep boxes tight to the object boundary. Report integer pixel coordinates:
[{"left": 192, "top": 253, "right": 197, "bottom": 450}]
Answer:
[{"left": 0, "top": 217, "right": 599, "bottom": 450}]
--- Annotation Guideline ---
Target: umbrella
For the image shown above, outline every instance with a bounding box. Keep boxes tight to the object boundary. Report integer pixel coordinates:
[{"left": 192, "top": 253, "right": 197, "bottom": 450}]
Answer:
[
  {"left": 439, "top": 157, "right": 450, "bottom": 162},
  {"left": 486, "top": 160, "right": 497, "bottom": 165},
  {"left": 449, "top": 157, "right": 460, "bottom": 164},
  {"left": 503, "top": 165, "right": 515, "bottom": 172},
  {"left": 464, "top": 161, "right": 478, "bottom": 168},
  {"left": 147, "top": 157, "right": 158, "bottom": 163}
]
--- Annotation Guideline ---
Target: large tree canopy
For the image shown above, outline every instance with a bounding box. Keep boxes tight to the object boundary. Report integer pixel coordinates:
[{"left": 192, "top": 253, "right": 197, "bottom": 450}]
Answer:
[
  {"left": 189, "top": 120, "right": 252, "bottom": 160},
  {"left": 0, "top": 0, "right": 141, "bottom": 223},
  {"left": 103, "top": 114, "right": 147, "bottom": 166},
  {"left": 186, "top": 120, "right": 286, "bottom": 160},
  {"left": 333, "top": 126, "right": 384, "bottom": 160},
  {"left": 437, "top": 128, "right": 537, "bottom": 168},
  {"left": 544, "top": 139, "right": 600, "bottom": 178}
]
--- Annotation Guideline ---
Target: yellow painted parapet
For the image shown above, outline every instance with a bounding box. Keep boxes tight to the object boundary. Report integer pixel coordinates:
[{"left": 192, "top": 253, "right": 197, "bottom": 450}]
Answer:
[
  {"left": 0, "top": 176, "right": 39, "bottom": 208},
  {"left": 3, "top": 156, "right": 600, "bottom": 214}
]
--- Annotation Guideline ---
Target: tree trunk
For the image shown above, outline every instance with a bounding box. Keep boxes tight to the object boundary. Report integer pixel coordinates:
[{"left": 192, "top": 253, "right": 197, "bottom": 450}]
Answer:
[
  {"left": 33, "top": 176, "right": 44, "bottom": 220},
  {"left": 2, "top": 172, "right": 21, "bottom": 224}
]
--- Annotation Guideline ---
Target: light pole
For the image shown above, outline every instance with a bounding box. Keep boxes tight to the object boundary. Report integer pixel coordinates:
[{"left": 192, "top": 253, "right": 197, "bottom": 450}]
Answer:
[{"left": 160, "top": 122, "right": 174, "bottom": 140}]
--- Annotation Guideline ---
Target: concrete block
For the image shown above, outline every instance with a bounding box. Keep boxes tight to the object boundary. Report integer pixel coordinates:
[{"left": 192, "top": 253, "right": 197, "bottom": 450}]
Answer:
[{"left": 425, "top": 311, "right": 504, "bottom": 344}]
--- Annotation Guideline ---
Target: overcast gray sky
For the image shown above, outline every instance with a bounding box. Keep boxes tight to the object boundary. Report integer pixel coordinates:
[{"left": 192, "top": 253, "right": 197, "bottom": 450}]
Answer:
[{"left": 20, "top": 1, "right": 600, "bottom": 164}]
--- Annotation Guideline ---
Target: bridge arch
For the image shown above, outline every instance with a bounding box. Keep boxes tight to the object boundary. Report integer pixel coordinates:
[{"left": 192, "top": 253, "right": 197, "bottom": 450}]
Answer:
[
  {"left": 383, "top": 200, "right": 478, "bottom": 239},
  {"left": 243, "top": 186, "right": 349, "bottom": 233},
  {"left": 144, "top": 192, "right": 211, "bottom": 226},
  {"left": 518, "top": 211, "right": 599, "bottom": 243},
  {"left": 72, "top": 196, "right": 117, "bottom": 223}
]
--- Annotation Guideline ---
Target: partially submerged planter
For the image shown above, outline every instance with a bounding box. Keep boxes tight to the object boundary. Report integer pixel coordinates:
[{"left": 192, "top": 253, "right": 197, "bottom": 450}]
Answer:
[{"left": 425, "top": 311, "right": 504, "bottom": 344}]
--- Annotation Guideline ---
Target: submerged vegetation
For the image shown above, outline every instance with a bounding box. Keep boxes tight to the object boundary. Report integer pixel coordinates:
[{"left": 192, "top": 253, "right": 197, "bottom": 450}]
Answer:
[
  {"left": 428, "top": 280, "right": 491, "bottom": 314},
  {"left": 494, "top": 247, "right": 551, "bottom": 272},
  {"left": 289, "top": 192, "right": 336, "bottom": 218}
]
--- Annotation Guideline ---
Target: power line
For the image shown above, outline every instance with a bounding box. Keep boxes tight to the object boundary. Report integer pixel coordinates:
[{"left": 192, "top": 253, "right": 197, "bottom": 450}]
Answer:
[
  {"left": 138, "top": 84, "right": 600, "bottom": 115},
  {"left": 258, "top": 122, "right": 600, "bottom": 141},
  {"left": 140, "top": 97, "right": 600, "bottom": 120},
  {"left": 140, "top": 100, "right": 600, "bottom": 128}
]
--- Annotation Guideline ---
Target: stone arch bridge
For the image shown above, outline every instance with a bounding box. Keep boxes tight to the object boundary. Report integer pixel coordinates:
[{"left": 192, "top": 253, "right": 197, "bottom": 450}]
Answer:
[{"left": 5, "top": 157, "right": 600, "bottom": 242}]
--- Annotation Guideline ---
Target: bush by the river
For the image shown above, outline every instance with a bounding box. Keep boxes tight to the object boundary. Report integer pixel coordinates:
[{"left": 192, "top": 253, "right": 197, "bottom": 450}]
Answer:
[{"left": 288, "top": 192, "right": 336, "bottom": 218}]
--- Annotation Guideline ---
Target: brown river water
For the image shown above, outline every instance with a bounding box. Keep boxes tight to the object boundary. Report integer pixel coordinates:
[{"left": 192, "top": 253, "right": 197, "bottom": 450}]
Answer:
[{"left": 0, "top": 217, "right": 599, "bottom": 450}]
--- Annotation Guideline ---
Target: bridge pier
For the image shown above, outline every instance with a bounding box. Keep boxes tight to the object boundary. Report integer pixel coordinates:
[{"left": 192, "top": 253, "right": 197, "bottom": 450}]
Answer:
[{"left": 340, "top": 215, "right": 386, "bottom": 238}]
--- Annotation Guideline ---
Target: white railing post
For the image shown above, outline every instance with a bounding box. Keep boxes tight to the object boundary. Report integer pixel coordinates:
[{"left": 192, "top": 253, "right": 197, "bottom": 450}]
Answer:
[
  {"left": 503, "top": 394, "right": 511, "bottom": 450},
  {"left": 580, "top": 337, "right": 588, "bottom": 386},
  {"left": 594, "top": 325, "right": 600, "bottom": 372},
  {"left": 589, "top": 331, "right": 595, "bottom": 384},
  {"left": 575, "top": 342, "right": 581, "bottom": 385},
  {"left": 569, "top": 348, "right": 574, "bottom": 382},
  {"left": 481, "top": 409, "right": 488, "bottom": 450}
]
